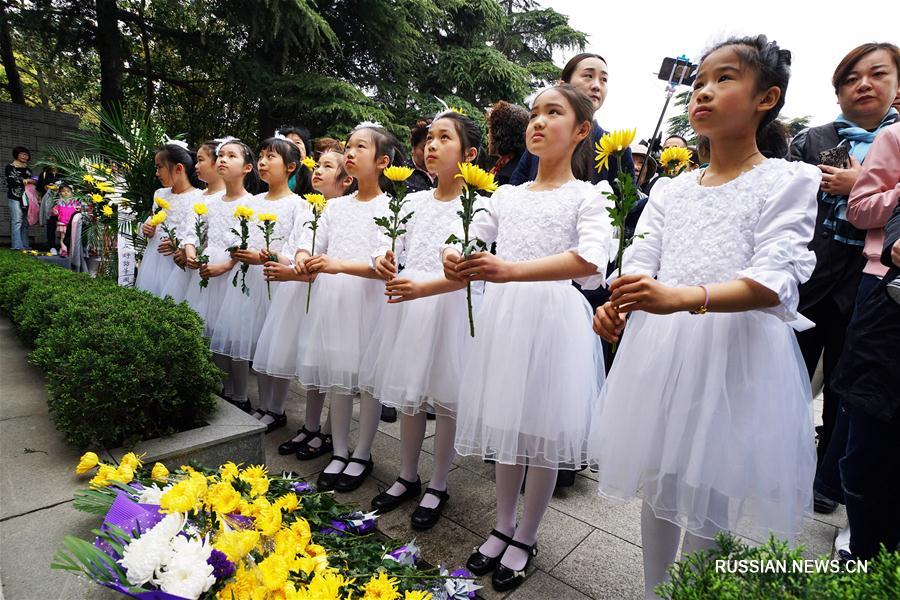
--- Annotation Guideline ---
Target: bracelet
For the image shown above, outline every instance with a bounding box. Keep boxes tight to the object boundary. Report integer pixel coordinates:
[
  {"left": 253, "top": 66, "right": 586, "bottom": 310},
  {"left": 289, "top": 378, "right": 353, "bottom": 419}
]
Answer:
[{"left": 690, "top": 285, "right": 709, "bottom": 315}]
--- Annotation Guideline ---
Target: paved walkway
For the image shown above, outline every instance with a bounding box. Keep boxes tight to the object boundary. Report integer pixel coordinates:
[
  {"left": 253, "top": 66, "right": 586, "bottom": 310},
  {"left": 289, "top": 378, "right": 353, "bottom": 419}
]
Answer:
[{"left": 0, "top": 317, "right": 843, "bottom": 599}]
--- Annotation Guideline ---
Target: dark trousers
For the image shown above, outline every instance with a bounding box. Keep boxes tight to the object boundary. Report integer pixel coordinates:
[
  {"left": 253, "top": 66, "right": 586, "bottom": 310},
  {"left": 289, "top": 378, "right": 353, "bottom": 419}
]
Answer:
[
  {"left": 814, "top": 275, "right": 882, "bottom": 502},
  {"left": 45, "top": 215, "right": 57, "bottom": 251},
  {"left": 795, "top": 296, "right": 852, "bottom": 466},
  {"left": 841, "top": 406, "right": 900, "bottom": 559}
]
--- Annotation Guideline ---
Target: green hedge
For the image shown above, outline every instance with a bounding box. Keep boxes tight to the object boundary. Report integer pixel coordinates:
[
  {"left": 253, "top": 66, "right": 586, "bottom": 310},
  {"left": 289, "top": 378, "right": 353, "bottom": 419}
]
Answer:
[
  {"left": 658, "top": 532, "right": 899, "bottom": 599},
  {"left": 0, "top": 250, "right": 220, "bottom": 448}
]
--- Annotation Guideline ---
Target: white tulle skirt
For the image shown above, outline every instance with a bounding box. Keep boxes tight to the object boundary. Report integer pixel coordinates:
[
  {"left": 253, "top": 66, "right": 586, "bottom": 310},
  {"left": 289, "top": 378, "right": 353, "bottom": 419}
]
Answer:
[
  {"left": 587, "top": 310, "right": 816, "bottom": 541},
  {"left": 135, "top": 234, "right": 176, "bottom": 298},
  {"left": 295, "top": 273, "right": 385, "bottom": 394},
  {"left": 208, "top": 264, "right": 276, "bottom": 361},
  {"left": 253, "top": 280, "right": 309, "bottom": 378},
  {"left": 183, "top": 247, "right": 235, "bottom": 336},
  {"left": 158, "top": 256, "right": 193, "bottom": 303},
  {"left": 360, "top": 269, "right": 472, "bottom": 415},
  {"left": 454, "top": 280, "right": 605, "bottom": 468}
]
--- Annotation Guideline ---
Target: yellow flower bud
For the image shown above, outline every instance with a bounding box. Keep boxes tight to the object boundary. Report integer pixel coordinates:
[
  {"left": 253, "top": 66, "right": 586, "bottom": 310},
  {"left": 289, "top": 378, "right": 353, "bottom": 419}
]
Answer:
[{"left": 75, "top": 451, "right": 100, "bottom": 475}]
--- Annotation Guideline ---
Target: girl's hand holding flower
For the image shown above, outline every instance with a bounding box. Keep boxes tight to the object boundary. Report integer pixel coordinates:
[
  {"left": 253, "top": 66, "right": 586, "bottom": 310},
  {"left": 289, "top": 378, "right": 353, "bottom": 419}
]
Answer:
[
  {"left": 385, "top": 278, "right": 425, "bottom": 303},
  {"left": 142, "top": 223, "right": 157, "bottom": 237},
  {"left": 263, "top": 261, "right": 301, "bottom": 282},
  {"left": 305, "top": 254, "right": 340, "bottom": 275},
  {"left": 199, "top": 262, "right": 232, "bottom": 279},
  {"left": 442, "top": 249, "right": 464, "bottom": 282},
  {"left": 609, "top": 274, "right": 704, "bottom": 315},
  {"left": 593, "top": 302, "right": 627, "bottom": 343},
  {"left": 230, "top": 248, "right": 263, "bottom": 265},
  {"left": 158, "top": 238, "right": 174, "bottom": 255},
  {"left": 455, "top": 252, "right": 515, "bottom": 283},
  {"left": 374, "top": 250, "right": 398, "bottom": 281}
]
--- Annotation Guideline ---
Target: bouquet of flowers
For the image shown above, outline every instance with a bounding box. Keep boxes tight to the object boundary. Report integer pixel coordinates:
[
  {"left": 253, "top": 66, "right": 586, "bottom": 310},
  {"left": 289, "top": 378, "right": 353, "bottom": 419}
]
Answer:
[
  {"left": 658, "top": 146, "right": 693, "bottom": 177},
  {"left": 374, "top": 165, "right": 415, "bottom": 256},
  {"left": 445, "top": 162, "right": 498, "bottom": 337},
  {"left": 228, "top": 205, "right": 254, "bottom": 296},
  {"left": 303, "top": 193, "right": 327, "bottom": 313},
  {"left": 73, "top": 159, "right": 127, "bottom": 278},
  {"left": 256, "top": 213, "right": 280, "bottom": 300},
  {"left": 193, "top": 204, "right": 210, "bottom": 289},
  {"left": 55, "top": 453, "right": 481, "bottom": 600}
]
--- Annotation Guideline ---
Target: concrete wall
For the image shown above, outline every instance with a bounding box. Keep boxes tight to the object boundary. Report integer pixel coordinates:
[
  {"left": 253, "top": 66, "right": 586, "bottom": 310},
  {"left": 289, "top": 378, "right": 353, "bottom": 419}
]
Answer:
[{"left": 0, "top": 102, "right": 81, "bottom": 245}]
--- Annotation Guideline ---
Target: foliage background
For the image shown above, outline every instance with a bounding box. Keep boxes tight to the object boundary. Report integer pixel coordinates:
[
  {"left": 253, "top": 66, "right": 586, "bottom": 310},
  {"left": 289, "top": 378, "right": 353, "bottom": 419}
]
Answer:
[{"left": 1, "top": 0, "right": 587, "bottom": 146}]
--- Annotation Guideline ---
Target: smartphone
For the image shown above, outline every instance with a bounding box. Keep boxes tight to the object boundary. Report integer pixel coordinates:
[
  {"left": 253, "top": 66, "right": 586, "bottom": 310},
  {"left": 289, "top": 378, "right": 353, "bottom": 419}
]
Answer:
[
  {"left": 819, "top": 145, "right": 850, "bottom": 168},
  {"left": 658, "top": 57, "right": 696, "bottom": 86}
]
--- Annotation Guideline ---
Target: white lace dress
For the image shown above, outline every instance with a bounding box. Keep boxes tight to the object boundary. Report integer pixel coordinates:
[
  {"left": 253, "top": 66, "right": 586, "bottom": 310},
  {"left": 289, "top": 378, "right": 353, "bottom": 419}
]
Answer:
[
  {"left": 359, "top": 190, "right": 475, "bottom": 415},
  {"left": 182, "top": 191, "right": 251, "bottom": 335},
  {"left": 208, "top": 193, "right": 303, "bottom": 360},
  {"left": 587, "top": 159, "right": 821, "bottom": 541},
  {"left": 294, "top": 192, "right": 390, "bottom": 393},
  {"left": 135, "top": 187, "right": 202, "bottom": 298},
  {"left": 160, "top": 190, "right": 225, "bottom": 303},
  {"left": 453, "top": 179, "right": 613, "bottom": 468},
  {"left": 252, "top": 202, "right": 316, "bottom": 378}
]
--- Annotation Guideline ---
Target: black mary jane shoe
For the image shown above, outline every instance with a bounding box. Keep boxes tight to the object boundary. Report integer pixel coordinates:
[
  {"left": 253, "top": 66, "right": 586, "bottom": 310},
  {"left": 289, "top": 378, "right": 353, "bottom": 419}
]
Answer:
[
  {"left": 316, "top": 456, "right": 349, "bottom": 492},
  {"left": 465, "top": 529, "right": 515, "bottom": 576},
  {"left": 334, "top": 456, "right": 374, "bottom": 493},
  {"left": 411, "top": 487, "right": 449, "bottom": 531},
  {"left": 249, "top": 407, "right": 266, "bottom": 419},
  {"left": 491, "top": 540, "right": 538, "bottom": 592},
  {"left": 264, "top": 411, "right": 287, "bottom": 434},
  {"left": 380, "top": 405, "right": 398, "bottom": 423},
  {"left": 278, "top": 425, "right": 318, "bottom": 455},
  {"left": 296, "top": 432, "right": 334, "bottom": 461},
  {"left": 371, "top": 476, "right": 421, "bottom": 512}
]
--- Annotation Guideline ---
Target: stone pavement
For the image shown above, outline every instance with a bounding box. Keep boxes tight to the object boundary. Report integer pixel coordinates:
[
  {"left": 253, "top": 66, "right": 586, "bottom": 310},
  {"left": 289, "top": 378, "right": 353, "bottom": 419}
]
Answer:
[{"left": 0, "top": 315, "right": 843, "bottom": 600}]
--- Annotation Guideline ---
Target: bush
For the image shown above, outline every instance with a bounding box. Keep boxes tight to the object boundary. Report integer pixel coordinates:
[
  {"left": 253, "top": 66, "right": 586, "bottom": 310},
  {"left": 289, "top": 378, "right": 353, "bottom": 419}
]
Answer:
[
  {"left": 658, "top": 532, "right": 900, "bottom": 599},
  {"left": 0, "top": 249, "right": 220, "bottom": 448}
]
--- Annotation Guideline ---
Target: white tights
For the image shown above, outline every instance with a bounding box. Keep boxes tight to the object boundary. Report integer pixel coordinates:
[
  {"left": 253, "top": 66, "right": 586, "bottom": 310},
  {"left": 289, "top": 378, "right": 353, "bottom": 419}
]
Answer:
[
  {"left": 640, "top": 501, "right": 719, "bottom": 599},
  {"left": 385, "top": 410, "right": 457, "bottom": 509},
  {"left": 479, "top": 463, "right": 558, "bottom": 571},
  {"left": 213, "top": 354, "right": 249, "bottom": 403},
  {"left": 323, "top": 391, "right": 380, "bottom": 476}
]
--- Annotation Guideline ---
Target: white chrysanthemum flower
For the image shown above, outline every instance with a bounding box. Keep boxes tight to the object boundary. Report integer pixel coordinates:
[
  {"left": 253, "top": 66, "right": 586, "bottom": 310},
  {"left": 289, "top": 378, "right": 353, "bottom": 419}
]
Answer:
[
  {"left": 136, "top": 483, "right": 168, "bottom": 505},
  {"left": 155, "top": 536, "right": 215, "bottom": 599},
  {"left": 118, "top": 512, "right": 185, "bottom": 585}
]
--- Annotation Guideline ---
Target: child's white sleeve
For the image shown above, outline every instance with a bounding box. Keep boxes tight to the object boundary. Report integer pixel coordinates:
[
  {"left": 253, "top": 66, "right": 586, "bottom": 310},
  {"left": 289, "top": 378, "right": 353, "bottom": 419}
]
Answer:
[
  {"left": 298, "top": 204, "right": 329, "bottom": 256},
  {"left": 736, "top": 162, "right": 821, "bottom": 323},
  {"left": 572, "top": 181, "right": 614, "bottom": 290}
]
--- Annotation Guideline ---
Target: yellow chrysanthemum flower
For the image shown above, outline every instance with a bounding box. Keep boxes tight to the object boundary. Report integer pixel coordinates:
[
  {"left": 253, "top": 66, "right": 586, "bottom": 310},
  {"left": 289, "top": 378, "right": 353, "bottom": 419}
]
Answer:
[
  {"left": 275, "top": 492, "right": 300, "bottom": 513},
  {"left": 404, "top": 591, "right": 432, "bottom": 600},
  {"left": 255, "top": 502, "right": 283, "bottom": 537},
  {"left": 121, "top": 451, "right": 143, "bottom": 471},
  {"left": 155, "top": 197, "right": 171, "bottom": 210},
  {"left": 216, "top": 565, "right": 255, "bottom": 600},
  {"left": 308, "top": 571, "right": 354, "bottom": 599},
  {"left": 91, "top": 163, "right": 101, "bottom": 170},
  {"left": 361, "top": 572, "right": 400, "bottom": 600},
  {"left": 151, "top": 462, "right": 169, "bottom": 483},
  {"left": 594, "top": 128, "right": 637, "bottom": 173},
  {"left": 110, "top": 463, "right": 134, "bottom": 484},
  {"left": 234, "top": 205, "right": 255, "bottom": 220},
  {"left": 258, "top": 553, "right": 290, "bottom": 591},
  {"left": 83, "top": 174, "right": 95, "bottom": 184},
  {"left": 149, "top": 210, "right": 167, "bottom": 227},
  {"left": 659, "top": 146, "right": 693, "bottom": 173},
  {"left": 455, "top": 162, "right": 499, "bottom": 193},
  {"left": 304, "top": 192, "right": 327, "bottom": 213},
  {"left": 295, "top": 554, "right": 329, "bottom": 577},
  {"left": 90, "top": 193, "right": 104, "bottom": 204},
  {"left": 302, "top": 156, "right": 317, "bottom": 170},
  {"left": 449, "top": 106, "right": 467, "bottom": 115},
  {"left": 383, "top": 165, "right": 415, "bottom": 183},
  {"left": 75, "top": 451, "right": 100, "bottom": 475},
  {"left": 220, "top": 461, "right": 240, "bottom": 483},
  {"left": 159, "top": 473, "right": 207, "bottom": 514},
  {"left": 290, "top": 517, "right": 312, "bottom": 549},
  {"left": 257, "top": 213, "right": 278, "bottom": 223},
  {"left": 194, "top": 203, "right": 208, "bottom": 216},
  {"left": 102, "top": 205, "right": 114, "bottom": 217},
  {"left": 214, "top": 529, "right": 260, "bottom": 563},
  {"left": 207, "top": 482, "right": 242, "bottom": 515},
  {"left": 240, "top": 465, "right": 269, "bottom": 497},
  {"left": 89, "top": 464, "right": 116, "bottom": 488}
]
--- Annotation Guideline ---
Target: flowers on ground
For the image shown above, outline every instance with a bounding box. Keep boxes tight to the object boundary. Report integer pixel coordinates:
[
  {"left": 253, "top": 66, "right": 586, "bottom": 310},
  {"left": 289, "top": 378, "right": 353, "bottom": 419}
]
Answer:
[{"left": 59, "top": 460, "right": 479, "bottom": 600}]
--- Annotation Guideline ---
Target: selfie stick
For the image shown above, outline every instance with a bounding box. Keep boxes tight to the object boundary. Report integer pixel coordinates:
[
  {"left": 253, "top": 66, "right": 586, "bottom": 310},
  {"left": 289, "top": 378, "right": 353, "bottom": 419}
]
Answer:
[{"left": 637, "top": 54, "right": 695, "bottom": 186}]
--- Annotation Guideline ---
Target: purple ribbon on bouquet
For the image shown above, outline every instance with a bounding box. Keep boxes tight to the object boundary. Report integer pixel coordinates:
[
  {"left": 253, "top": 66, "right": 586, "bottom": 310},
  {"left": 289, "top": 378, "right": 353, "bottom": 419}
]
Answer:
[{"left": 95, "top": 492, "right": 165, "bottom": 558}]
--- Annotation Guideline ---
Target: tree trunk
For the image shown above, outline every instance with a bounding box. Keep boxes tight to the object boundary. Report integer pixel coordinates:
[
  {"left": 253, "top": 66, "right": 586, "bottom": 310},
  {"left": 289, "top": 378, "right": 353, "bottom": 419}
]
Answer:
[
  {"left": 137, "top": 0, "right": 154, "bottom": 112},
  {"left": 0, "top": 5, "right": 26, "bottom": 104},
  {"left": 95, "top": 0, "right": 125, "bottom": 113}
]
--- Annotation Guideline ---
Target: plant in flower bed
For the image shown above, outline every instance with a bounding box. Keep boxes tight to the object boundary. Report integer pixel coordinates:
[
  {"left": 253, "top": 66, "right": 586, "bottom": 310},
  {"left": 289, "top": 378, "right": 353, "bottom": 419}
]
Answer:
[
  {"left": 0, "top": 250, "right": 219, "bottom": 448},
  {"left": 57, "top": 455, "right": 482, "bottom": 600}
]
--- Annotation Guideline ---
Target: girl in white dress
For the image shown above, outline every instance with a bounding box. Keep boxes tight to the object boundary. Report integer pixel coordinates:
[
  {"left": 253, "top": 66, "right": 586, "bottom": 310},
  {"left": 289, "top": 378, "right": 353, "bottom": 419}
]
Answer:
[
  {"left": 183, "top": 140, "right": 259, "bottom": 403},
  {"left": 253, "top": 150, "right": 353, "bottom": 440},
  {"left": 588, "top": 36, "right": 820, "bottom": 600},
  {"left": 162, "top": 139, "right": 226, "bottom": 303},
  {"left": 362, "top": 112, "right": 479, "bottom": 530},
  {"left": 208, "top": 137, "right": 304, "bottom": 416},
  {"left": 293, "top": 124, "right": 397, "bottom": 493},
  {"left": 135, "top": 143, "right": 201, "bottom": 297},
  {"left": 441, "top": 85, "right": 613, "bottom": 592}
]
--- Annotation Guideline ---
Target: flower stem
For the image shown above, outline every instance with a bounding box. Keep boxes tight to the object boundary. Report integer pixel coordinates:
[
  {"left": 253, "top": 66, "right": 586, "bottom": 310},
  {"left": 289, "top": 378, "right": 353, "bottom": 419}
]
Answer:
[{"left": 306, "top": 228, "right": 317, "bottom": 313}]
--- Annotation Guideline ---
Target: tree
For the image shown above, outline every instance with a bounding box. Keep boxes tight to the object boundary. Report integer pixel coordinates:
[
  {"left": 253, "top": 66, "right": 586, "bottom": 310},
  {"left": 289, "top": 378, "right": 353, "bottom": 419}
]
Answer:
[
  {"left": 0, "top": 3, "right": 25, "bottom": 104},
  {"left": 781, "top": 114, "right": 811, "bottom": 138}
]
